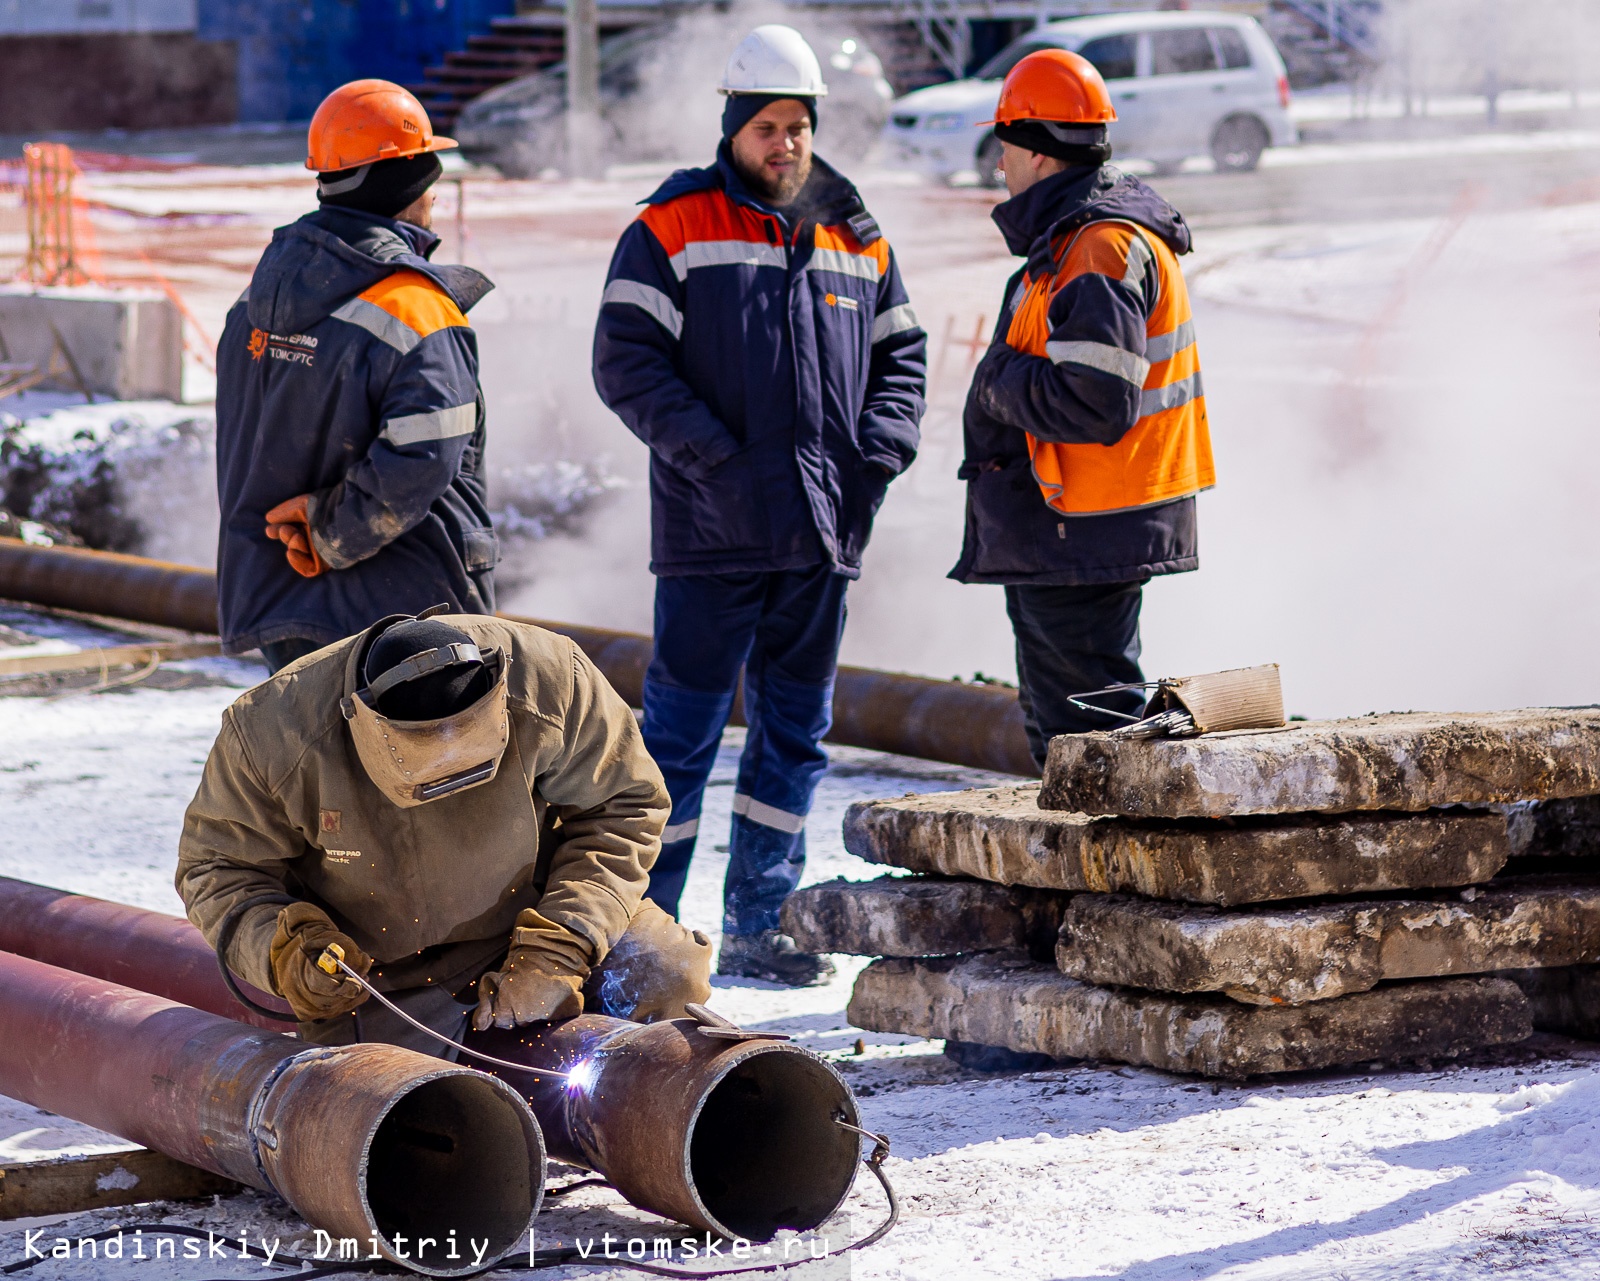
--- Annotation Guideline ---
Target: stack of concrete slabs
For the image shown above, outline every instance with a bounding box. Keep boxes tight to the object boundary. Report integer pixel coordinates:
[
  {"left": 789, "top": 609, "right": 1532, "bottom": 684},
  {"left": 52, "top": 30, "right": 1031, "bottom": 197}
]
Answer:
[{"left": 785, "top": 711, "right": 1600, "bottom": 1076}]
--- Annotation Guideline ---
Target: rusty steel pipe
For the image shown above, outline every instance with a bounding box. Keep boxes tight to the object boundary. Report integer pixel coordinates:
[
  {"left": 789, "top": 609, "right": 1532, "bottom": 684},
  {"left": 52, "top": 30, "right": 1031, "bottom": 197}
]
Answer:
[
  {"left": 0, "top": 875, "right": 862, "bottom": 1245},
  {"left": 0, "top": 538, "right": 1036, "bottom": 775},
  {"left": 0, "top": 875, "right": 292, "bottom": 1028},
  {"left": 468, "top": 1015, "right": 862, "bottom": 1243},
  {"left": 0, "top": 951, "right": 545, "bottom": 1276},
  {"left": 0, "top": 539, "right": 219, "bottom": 635}
]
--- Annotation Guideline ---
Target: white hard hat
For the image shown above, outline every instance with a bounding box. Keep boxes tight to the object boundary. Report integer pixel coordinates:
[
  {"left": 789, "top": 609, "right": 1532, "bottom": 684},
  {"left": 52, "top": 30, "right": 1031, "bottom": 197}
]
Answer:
[{"left": 718, "top": 25, "right": 829, "bottom": 98}]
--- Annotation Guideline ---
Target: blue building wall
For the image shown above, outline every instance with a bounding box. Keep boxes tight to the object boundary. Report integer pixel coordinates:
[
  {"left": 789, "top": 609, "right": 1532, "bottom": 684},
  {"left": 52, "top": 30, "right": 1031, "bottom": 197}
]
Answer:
[{"left": 199, "top": 0, "right": 515, "bottom": 123}]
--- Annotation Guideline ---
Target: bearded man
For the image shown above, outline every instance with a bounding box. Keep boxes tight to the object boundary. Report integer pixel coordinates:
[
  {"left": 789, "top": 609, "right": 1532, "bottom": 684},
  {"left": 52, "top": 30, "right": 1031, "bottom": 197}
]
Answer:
[{"left": 591, "top": 25, "right": 926, "bottom": 983}]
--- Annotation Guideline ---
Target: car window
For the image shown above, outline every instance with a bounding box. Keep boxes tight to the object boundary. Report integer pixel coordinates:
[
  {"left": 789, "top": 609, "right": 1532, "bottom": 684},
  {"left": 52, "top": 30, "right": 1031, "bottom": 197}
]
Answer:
[
  {"left": 1211, "top": 27, "right": 1252, "bottom": 70},
  {"left": 976, "top": 39, "right": 1058, "bottom": 81},
  {"left": 1076, "top": 34, "right": 1137, "bottom": 81},
  {"left": 1150, "top": 28, "right": 1218, "bottom": 76}
]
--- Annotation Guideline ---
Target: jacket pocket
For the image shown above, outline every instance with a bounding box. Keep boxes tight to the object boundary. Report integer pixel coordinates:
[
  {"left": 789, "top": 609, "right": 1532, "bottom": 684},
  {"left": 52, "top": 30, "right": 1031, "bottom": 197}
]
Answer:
[
  {"left": 462, "top": 528, "right": 501, "bottom": 572},
  {"left": 968, "top": 456, "right": 1052, "bottom": 577},
  {"left": 654, "top": 447, "right": 773, "bottom": 558},
  {"left": 836, "top": 458, "right": 892, "bottom": 567}
]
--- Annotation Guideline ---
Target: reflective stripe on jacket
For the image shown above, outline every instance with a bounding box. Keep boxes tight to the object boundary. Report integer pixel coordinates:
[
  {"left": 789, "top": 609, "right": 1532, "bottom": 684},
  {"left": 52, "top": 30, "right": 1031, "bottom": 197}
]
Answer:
[
  {"left": 1008, "top": 218, "right": 1214, "bottom": 517},
  {"left": 950, "top": 165, "right": 1202, "bottom": 586},
  {"left": 216, "top": 208, "right": 497, "bottom": 654},
  {"left": 592, "top": 148, "right": 926, "bottom": 578}
]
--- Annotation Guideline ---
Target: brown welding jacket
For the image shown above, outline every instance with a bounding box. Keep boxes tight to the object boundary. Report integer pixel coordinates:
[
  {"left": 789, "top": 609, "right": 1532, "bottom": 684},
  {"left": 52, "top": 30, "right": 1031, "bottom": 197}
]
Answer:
[{"left": 176, "top": 615, "right": 669, "bottom": 1005}]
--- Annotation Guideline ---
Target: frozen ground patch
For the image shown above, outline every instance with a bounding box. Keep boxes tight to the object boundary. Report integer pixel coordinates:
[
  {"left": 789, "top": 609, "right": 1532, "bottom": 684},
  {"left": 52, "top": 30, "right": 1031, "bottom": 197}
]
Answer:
[{"left": 5, "top": 608, "right": 1600, "bottom": 1278}]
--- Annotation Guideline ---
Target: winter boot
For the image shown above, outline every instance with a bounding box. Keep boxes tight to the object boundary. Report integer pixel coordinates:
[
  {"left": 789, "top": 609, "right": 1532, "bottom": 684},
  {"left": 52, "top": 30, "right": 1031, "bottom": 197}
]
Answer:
[{"left": 717, "top": 930, "right": 836, "bottom": 987}]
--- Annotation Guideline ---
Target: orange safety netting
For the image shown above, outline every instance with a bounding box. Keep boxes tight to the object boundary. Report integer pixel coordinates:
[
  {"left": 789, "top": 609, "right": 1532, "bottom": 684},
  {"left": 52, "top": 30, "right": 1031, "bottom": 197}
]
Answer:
[
  {"left": 9, "top": 142, "right": 214, "bottom": 376},
  {"left": 21, "top": 142, "right": 93, "bottom": 286}
]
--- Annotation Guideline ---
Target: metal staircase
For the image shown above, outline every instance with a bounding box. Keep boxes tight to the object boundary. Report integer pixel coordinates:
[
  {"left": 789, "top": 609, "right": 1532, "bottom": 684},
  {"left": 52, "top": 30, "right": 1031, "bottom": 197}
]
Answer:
[
  {"left": 891, "top": 0, "right": 971, "bottom": 82},
  {"left": 410, "top": 17, "right": 568, "bottom": 130},
  {"left": 1264, "top": 0, "right": 1384, "bottom": 84}
]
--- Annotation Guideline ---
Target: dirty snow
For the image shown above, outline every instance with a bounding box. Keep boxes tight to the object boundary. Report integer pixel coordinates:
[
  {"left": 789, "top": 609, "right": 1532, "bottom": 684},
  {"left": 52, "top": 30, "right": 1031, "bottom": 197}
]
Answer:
[{"left": 4, "top": 611, "right": 1600, "bottom": 1278}]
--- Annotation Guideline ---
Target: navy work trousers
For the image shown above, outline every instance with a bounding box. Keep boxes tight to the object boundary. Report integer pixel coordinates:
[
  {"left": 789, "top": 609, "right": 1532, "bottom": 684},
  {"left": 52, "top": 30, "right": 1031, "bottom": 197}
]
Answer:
[
  {"left": 1005, "top": 580, "right": 1147, "bottom": 771},
  {"left": 642, "top": 567, "right": 848, "bottom": 937}
]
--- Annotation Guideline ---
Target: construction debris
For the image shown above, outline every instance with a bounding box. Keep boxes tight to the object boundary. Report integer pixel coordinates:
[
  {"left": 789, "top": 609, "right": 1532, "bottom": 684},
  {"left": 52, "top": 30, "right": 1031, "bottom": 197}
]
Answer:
[
  {"left": 842, "top": 785, "right": 1509, "bottom": 905},
  {"left": 847, "top": 954, "right": 1532, "bottom": 1078},
  {"left": 1039, "top": 710, "right": 1600, "bottom": 818}
]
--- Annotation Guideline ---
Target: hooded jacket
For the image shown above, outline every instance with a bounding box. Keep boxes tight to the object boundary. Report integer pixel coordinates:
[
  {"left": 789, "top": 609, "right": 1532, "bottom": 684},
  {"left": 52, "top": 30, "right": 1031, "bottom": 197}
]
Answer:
[
  {"left": 950, "top": 166, "right": 1205, "bottom": 586},
  {"left": 176, "top": 615, "right": 669, "bottom": 1015},
  {"left": 215, "top": 207, "right": 498, "bottom": 654},
  {"left": 592, "top": 146, "right": 926, "bottom": 578}
]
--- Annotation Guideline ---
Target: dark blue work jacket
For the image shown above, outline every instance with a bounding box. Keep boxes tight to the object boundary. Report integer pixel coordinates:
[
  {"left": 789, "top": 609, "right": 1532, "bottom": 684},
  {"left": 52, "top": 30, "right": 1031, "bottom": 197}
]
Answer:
[
  {"left": 592, "top": 147, "right": 926, "bottom": 578},
  {"left": 215, "top": 208, "right": 496, "bottom": 653}
]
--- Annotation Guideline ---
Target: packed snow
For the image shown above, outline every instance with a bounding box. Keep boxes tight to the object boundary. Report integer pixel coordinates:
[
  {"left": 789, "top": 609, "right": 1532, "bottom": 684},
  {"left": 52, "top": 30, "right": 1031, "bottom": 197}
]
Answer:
[{"left": 4, "top": 610, "right": 1600, "bottom": 1279}]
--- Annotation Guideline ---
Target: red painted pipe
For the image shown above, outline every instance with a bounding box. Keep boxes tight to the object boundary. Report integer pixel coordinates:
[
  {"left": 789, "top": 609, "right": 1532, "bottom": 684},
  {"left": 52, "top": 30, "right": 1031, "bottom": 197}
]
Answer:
[
  {"left": 0, "top": 949, "right": 544, "bottom": 1274},
  {"left": 0, "top": 538, "right": 1036, "bottom": 776},
  {"left": 0, "top": 875, "right": 861, "bottom": 1243},
  {"left": 0, "top": 875, "right": 289, "bottom": 1027}
]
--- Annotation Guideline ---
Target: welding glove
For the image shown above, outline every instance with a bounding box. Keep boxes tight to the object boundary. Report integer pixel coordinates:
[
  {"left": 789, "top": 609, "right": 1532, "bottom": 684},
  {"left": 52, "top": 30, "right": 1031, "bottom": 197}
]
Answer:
[
  {"left": 472, "top": 908, "right": 592, "bottom": 1031},
  {"left": 264, "top": 494, "right": 327, "bottom": 579},
  {"left": 269, "top": 901, "right": 374, "bottom": 1022}
]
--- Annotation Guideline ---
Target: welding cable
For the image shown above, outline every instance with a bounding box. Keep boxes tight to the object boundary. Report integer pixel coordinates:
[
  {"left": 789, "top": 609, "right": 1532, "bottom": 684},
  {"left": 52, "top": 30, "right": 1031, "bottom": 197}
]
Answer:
[
  {"left": 318, "top": 948, "right": 569, "bottom": 1081},
  {"left": 503, "top": 1115, "right": 900, "bottom": 1277},
  {"left": 1, "top": 1121, "right": 898, "bottom": 1280}
]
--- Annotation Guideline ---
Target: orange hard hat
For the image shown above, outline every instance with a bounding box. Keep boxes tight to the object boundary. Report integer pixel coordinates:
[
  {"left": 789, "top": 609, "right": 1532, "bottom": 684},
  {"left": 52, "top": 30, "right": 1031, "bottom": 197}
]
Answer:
[
  {"left": 981, "top": 48, "right": 1117, "bottom": 127},
  {"left": 306, "top": 80, "right": 457, "bottom": 172}
]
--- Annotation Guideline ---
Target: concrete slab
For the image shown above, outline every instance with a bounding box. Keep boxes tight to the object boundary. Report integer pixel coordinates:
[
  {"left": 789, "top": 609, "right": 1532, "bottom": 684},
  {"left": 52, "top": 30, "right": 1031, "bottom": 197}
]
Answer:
[
  {"left": 779, "top": 875, "right": 1068, "bottom": 959},
  {"left": 843, "top": 785, "right": 1507, "bottom": 906},
  {"left": 1057, "top": 877, "right": 1600, "bottom": 1005},
  {"left": 0, "top": 285, "right": 182, "bottom": 401},
  {"left": 1039, "top": 710, "right": 1600, "bottom": 818},
  {"left": 847, "top": 952, "right": 1532, "bottom": 1078}
]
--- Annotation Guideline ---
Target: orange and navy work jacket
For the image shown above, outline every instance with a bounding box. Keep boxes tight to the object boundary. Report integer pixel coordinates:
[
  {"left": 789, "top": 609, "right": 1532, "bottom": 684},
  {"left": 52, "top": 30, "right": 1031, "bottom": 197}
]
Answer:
[
  {"left": 952, "top": 171, "right": 1212, "bottom": 586},
  {"left": 1007, "top": 219, "right": 1213, "bottom": 517},
  {"left": 593, "top": 151, "right": 926, "bottom": 578},
  {"left": 215, "top": 208, "right": 497, "bottom": 653}
]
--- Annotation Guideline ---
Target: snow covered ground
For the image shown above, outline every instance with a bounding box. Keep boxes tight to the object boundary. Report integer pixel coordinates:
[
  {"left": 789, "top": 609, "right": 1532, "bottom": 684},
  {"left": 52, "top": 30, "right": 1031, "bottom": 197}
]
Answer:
[{"left": 5, "top": 610, "right": 1600, "bottom": 1279}]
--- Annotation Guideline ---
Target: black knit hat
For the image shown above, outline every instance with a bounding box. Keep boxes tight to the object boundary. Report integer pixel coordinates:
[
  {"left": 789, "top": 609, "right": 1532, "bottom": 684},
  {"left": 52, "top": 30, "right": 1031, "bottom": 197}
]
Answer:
[
  {"left": 365, "top": 618, "right": 493, "bottom": 720},
  {"left": 318, "top": 152, "right": 443, "bottom": 219},
  {"left": 722, "top": 93, "right": 819, "bottom": 140},
  {"left": 993, "top": 120, "right": 1111, "bottom": 167}
]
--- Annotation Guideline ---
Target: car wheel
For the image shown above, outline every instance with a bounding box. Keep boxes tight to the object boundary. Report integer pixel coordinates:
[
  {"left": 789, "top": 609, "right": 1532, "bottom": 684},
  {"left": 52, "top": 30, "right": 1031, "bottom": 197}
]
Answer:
[
  {"left": 976, "top": 134, "right": 1004, "bottom": 189},
  {"left": 1210, "top": 115, "right": 1268, "bottom": 173}
]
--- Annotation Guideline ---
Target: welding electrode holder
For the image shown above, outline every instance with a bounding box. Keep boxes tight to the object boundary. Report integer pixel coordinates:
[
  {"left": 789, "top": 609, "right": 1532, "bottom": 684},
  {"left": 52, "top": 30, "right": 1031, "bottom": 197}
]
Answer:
[{"left": 316, "top": 945, "right": 570, "bottom": 1080}]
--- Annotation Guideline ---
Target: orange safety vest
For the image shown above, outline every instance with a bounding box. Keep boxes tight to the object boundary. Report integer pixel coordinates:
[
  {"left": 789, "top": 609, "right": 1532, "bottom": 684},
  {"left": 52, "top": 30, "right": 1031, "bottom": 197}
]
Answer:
[{"left": 1005, "top": 219, "right": 1214, "bottom": 517}]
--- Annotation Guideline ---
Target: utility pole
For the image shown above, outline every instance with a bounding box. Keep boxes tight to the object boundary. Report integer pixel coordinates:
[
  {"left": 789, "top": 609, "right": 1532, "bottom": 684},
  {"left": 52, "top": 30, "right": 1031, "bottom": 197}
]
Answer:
[{"left": 565, "top": 0, "right": 602, "bottom": 178}]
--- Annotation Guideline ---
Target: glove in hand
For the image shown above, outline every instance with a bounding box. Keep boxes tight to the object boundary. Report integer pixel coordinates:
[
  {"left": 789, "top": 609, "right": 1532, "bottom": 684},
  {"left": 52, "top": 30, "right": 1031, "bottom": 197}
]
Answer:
[
  {"left": 472, "top": 909, "right": 592, "bottom": 1031},
  {"left": 269, "top": 901, "right": 373, "bottom": 1022},
  {"left": 264, "top": 494, "right": 327, "bottom": 579}
]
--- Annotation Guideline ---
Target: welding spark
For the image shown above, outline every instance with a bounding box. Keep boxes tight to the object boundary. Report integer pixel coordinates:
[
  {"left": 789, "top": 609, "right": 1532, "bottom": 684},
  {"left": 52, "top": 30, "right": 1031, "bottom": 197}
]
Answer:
[{"left": 565, "top": 1058, "right": 598, "bottom": 1096}]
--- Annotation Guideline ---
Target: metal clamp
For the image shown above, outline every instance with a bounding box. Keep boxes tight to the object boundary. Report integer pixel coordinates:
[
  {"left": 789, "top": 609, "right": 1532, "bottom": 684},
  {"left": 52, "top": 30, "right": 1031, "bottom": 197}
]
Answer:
[{"left": 684, "top": 1002, "right": 791, "bottom": 1043}]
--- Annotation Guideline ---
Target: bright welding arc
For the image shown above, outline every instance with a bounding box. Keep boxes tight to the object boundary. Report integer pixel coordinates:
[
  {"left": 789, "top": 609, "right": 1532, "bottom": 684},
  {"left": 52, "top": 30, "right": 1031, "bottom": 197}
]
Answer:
[{"left": 317, "top": 946, "right": 569, "bottom": 1081}]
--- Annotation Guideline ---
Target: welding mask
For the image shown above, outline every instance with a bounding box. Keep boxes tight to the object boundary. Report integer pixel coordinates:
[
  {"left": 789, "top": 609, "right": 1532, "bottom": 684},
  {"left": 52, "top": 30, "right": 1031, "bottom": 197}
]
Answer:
[{"left": 341, "top": 614, "right": 511, "bottom": 808}]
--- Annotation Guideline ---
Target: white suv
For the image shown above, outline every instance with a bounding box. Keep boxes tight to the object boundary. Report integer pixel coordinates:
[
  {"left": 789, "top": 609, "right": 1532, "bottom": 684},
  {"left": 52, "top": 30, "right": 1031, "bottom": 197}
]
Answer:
[{"left": 884, "top": 11, "right": 1296, "bottom": 184}]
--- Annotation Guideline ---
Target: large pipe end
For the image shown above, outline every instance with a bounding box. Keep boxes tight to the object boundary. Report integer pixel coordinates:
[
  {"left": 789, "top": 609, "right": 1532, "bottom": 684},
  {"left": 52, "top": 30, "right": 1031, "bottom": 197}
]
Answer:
[
  {"left": 686, "top": 1044, "right": 860, "bottom": 1242},
  {"left": 256, "top": 1045, "right": 545, "bottom": 1276}
]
